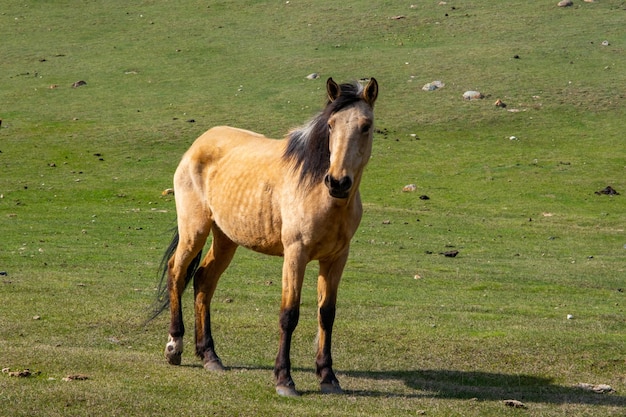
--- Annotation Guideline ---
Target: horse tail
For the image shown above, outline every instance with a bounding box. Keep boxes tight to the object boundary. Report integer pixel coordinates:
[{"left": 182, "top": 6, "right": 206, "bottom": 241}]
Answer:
[{"left": 147, "top": 229, "right": 203, "bottom": 322}]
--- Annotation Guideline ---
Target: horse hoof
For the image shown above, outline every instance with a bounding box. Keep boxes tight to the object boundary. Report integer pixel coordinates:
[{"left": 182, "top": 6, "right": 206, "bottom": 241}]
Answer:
[
  {"left": 320, "top": 381, "right": 344, "bottom": 394},
  {"left": 203, "top": 359, "right": 226, "bottom": 372},
  {"left": 276, "top": 385, "right": 300, "bottom": 397},
  {"left": 165, "top": 336, "right": 183, "bottom": 365},
  {"left": 165, "top": 351, "right": 182, "bottom": 366}
]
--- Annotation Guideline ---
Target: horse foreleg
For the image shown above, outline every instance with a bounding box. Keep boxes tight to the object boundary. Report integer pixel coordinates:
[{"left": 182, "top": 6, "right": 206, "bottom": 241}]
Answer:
[
  {"left": 194, "top": 228, "right": 238, "bottom": 371},
  {"left": 274, "top": 248, "right": 307, "bottom": 397},
  {"left": 315, "top": 253, "right": 348, "bottom": 394}
]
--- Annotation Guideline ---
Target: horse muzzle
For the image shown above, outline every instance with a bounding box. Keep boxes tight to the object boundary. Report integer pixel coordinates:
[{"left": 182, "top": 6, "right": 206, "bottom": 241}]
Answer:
[{"left": 324, "top": 174, "right": 352, "bottom": 199}]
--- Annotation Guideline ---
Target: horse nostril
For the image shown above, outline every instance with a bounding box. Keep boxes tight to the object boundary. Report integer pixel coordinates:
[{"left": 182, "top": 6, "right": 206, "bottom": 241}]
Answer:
[
  {"left": 339, "top": 176, "right": 352, "bottom": 191},
  {"left": 324, "top": 174, "right": 353, "bottom": 198}
]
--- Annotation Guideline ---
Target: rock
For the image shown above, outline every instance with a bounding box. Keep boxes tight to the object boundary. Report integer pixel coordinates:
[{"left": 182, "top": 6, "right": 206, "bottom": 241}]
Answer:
[
  {"left": 557, "top": 0, "right": 573, "bottom": 6},
  {"left": 7, "top": 369, "right": 35, "bottom": 378},
  {"left": 72, "top": 80, "right": 87, "bottom": 88},
  {"left": 595, "top": 186, "right": 619, "bottom": 195},
  {"left": 162, "top": 188, "right": 175, "bottom": 196},
  {"left": 441, "top": 250, "right": 459, "bottom": 258},
  {"left": 504, "top": 399, "right": 527, "bottom": 408},
  {"left": 463, "top": 90, "right": 483, "bottom": 100},
  {"left": 402, "top": 184, "right": 417, "bottom": 192},
  {"left": 62, "top": 374, "right": 89, "bottom": 381},
  {"left": 494, "top": 99, "right": 506, "bottom": 108},
  {"left": 422, "top": 80, "right": 445, "bottom": 91},
  {"left": 306, "top": 73, "right": 320, "bottom": 80},
  {"left": 575, "top": 383, "right": 615, "bottom": 393}
]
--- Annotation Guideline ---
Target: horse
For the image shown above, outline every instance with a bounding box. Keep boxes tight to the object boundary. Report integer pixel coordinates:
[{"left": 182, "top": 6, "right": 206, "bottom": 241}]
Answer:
[{"left": 153, "top": 77, "right": 378, "bottom": 397}]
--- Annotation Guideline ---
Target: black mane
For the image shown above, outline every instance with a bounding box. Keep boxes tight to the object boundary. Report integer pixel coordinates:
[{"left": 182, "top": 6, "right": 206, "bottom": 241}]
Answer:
[{"left": 283, "top": 81, "right": 365, "bottom": 187}]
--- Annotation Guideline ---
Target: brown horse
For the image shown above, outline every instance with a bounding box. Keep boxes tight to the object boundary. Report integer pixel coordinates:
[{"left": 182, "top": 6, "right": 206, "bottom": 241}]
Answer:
[{"left": 154, "top": 77, "right": 378, "bottom": 396}]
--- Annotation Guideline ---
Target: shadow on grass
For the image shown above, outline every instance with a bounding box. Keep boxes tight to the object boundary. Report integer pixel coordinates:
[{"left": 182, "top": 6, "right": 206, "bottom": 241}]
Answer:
[
  {"left": 211, "top": 364, "right": 624, "bottom": 406},
  {"left": 340, "top": 368, "right": 626, "bottom": 407}
]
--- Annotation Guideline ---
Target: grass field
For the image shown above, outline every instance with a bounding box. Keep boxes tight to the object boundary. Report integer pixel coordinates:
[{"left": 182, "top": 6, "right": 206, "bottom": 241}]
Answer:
[{"left": 1, "top": 1, "right": 625, "bottom": 416}]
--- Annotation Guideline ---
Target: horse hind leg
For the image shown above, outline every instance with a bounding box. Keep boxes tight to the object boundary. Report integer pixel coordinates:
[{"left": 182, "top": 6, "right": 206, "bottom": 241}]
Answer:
[
  {"left": 194, "top": 226, "right": 238, "bottom": 371},
  {"left": 164, "top": 223, "right": 211, "bottom": 366}
]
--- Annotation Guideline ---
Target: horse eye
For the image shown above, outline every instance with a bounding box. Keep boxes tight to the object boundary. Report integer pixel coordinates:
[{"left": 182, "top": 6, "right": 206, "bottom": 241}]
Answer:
[{"left": 361, "top": 123, "right": 371, "bottom": 134}]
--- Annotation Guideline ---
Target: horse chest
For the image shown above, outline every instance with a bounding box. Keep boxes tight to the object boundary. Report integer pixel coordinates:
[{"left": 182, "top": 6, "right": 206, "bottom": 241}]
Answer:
[{"left": 283, "top": 199, "right": 362, "bottom": 259}]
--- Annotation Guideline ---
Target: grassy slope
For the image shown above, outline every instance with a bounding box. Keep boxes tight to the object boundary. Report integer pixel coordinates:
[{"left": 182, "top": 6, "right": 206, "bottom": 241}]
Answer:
[{"left": 1, "top": 1, "right": 625, "bottom": 416}]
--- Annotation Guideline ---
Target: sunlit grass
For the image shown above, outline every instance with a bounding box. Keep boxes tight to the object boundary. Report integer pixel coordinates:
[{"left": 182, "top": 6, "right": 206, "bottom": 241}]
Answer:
[{"left": 1, "top": 1, "right": 625, "bottom": 416}]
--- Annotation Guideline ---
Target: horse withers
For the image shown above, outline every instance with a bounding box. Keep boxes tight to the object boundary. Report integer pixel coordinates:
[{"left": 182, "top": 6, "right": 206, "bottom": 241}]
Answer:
[{"left": 154, "top": 77, "right": 378, "bottom": 396}]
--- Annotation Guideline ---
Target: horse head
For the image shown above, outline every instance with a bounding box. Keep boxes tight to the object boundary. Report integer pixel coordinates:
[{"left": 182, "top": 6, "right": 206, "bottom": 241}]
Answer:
[{"left": 324, "top": 77, "right": 378, "bottom": 199}]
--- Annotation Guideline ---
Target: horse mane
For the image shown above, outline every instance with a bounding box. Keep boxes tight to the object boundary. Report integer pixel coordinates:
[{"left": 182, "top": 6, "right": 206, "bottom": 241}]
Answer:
[{"left": 283, "top": 81, "right": 366, "bottom": 187}]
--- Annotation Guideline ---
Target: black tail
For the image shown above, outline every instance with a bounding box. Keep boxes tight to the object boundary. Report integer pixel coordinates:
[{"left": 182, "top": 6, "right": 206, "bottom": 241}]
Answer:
[{"left": 146, "top": 229, "right": 203, "bottom": 322}]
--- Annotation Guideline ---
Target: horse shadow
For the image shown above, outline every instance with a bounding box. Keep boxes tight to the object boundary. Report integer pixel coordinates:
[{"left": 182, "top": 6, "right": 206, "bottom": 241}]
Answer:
[
  {"left": 224, "top": 365, "right": 624, "bottom": 406},
  {"left": 337, "top": 368, "right": 626, "bottom": 407}
]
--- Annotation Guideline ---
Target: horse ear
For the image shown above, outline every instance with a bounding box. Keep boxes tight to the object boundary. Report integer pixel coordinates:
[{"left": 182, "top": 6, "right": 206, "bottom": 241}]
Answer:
[
  {"left": 326, "top": 78, "right": 341, "bottom": 102},
  {"left": 363, "top": 78, "right": 378, "bottom": 106}
]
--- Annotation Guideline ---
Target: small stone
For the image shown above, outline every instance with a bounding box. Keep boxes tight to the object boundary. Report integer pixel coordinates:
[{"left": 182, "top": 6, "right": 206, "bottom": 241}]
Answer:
[
  {"left": 463, "top": 90, "right": 483, "bottom": 100},
  {"left": 504, "top": 399, "right": 527, "bottom": 408},
  {"left": 494, "top": 99, "right": 506, "bottom": 108},
  {"left": 72, "top": 80, "right": 87, "bottom": 88},
  {"left": 306, "top": 73, "right": 320, "bottom": 80},
  {"left": 9, "top": 369, "right": 33, "bottom": 378},
  {"left": 557, "top": 0, "right": 573, "bottom": 6},
  {"left": 402, "top": 184, "right": 417, "bottom": 192},
  {"left": 576, "top": 383, "right": 615, "bottom": 393},
  {"left": 601, "top": 40, "right": 610, "bottom": 46},
  {"left": 62, "top": 374, "right": 89, "bottom": 381},
  {"left": 595, "top": 186, "right": 619, "bottom": 195},
  {"left": 422, "top": 80, "right": 445, "bottom": 91}
]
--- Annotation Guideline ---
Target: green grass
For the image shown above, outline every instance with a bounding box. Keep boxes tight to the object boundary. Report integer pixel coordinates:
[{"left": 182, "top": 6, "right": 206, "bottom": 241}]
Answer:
[{"left": 1, "top": 1, "right": 625, "bottom": 416}]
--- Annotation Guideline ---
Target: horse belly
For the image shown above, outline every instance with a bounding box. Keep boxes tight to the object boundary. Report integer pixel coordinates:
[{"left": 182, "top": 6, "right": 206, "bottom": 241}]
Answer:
[{"left": 209, "top": 168, "right": 284, "bottom": 256}]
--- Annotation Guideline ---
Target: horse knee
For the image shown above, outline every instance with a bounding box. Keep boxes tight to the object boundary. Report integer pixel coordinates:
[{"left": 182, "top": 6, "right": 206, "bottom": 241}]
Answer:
[
  {"left": 279, "top": 307, "right": 300, "bottom": 332},
  {"left": 318, "top": 304, "right": 336, "bottom": 330}
]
